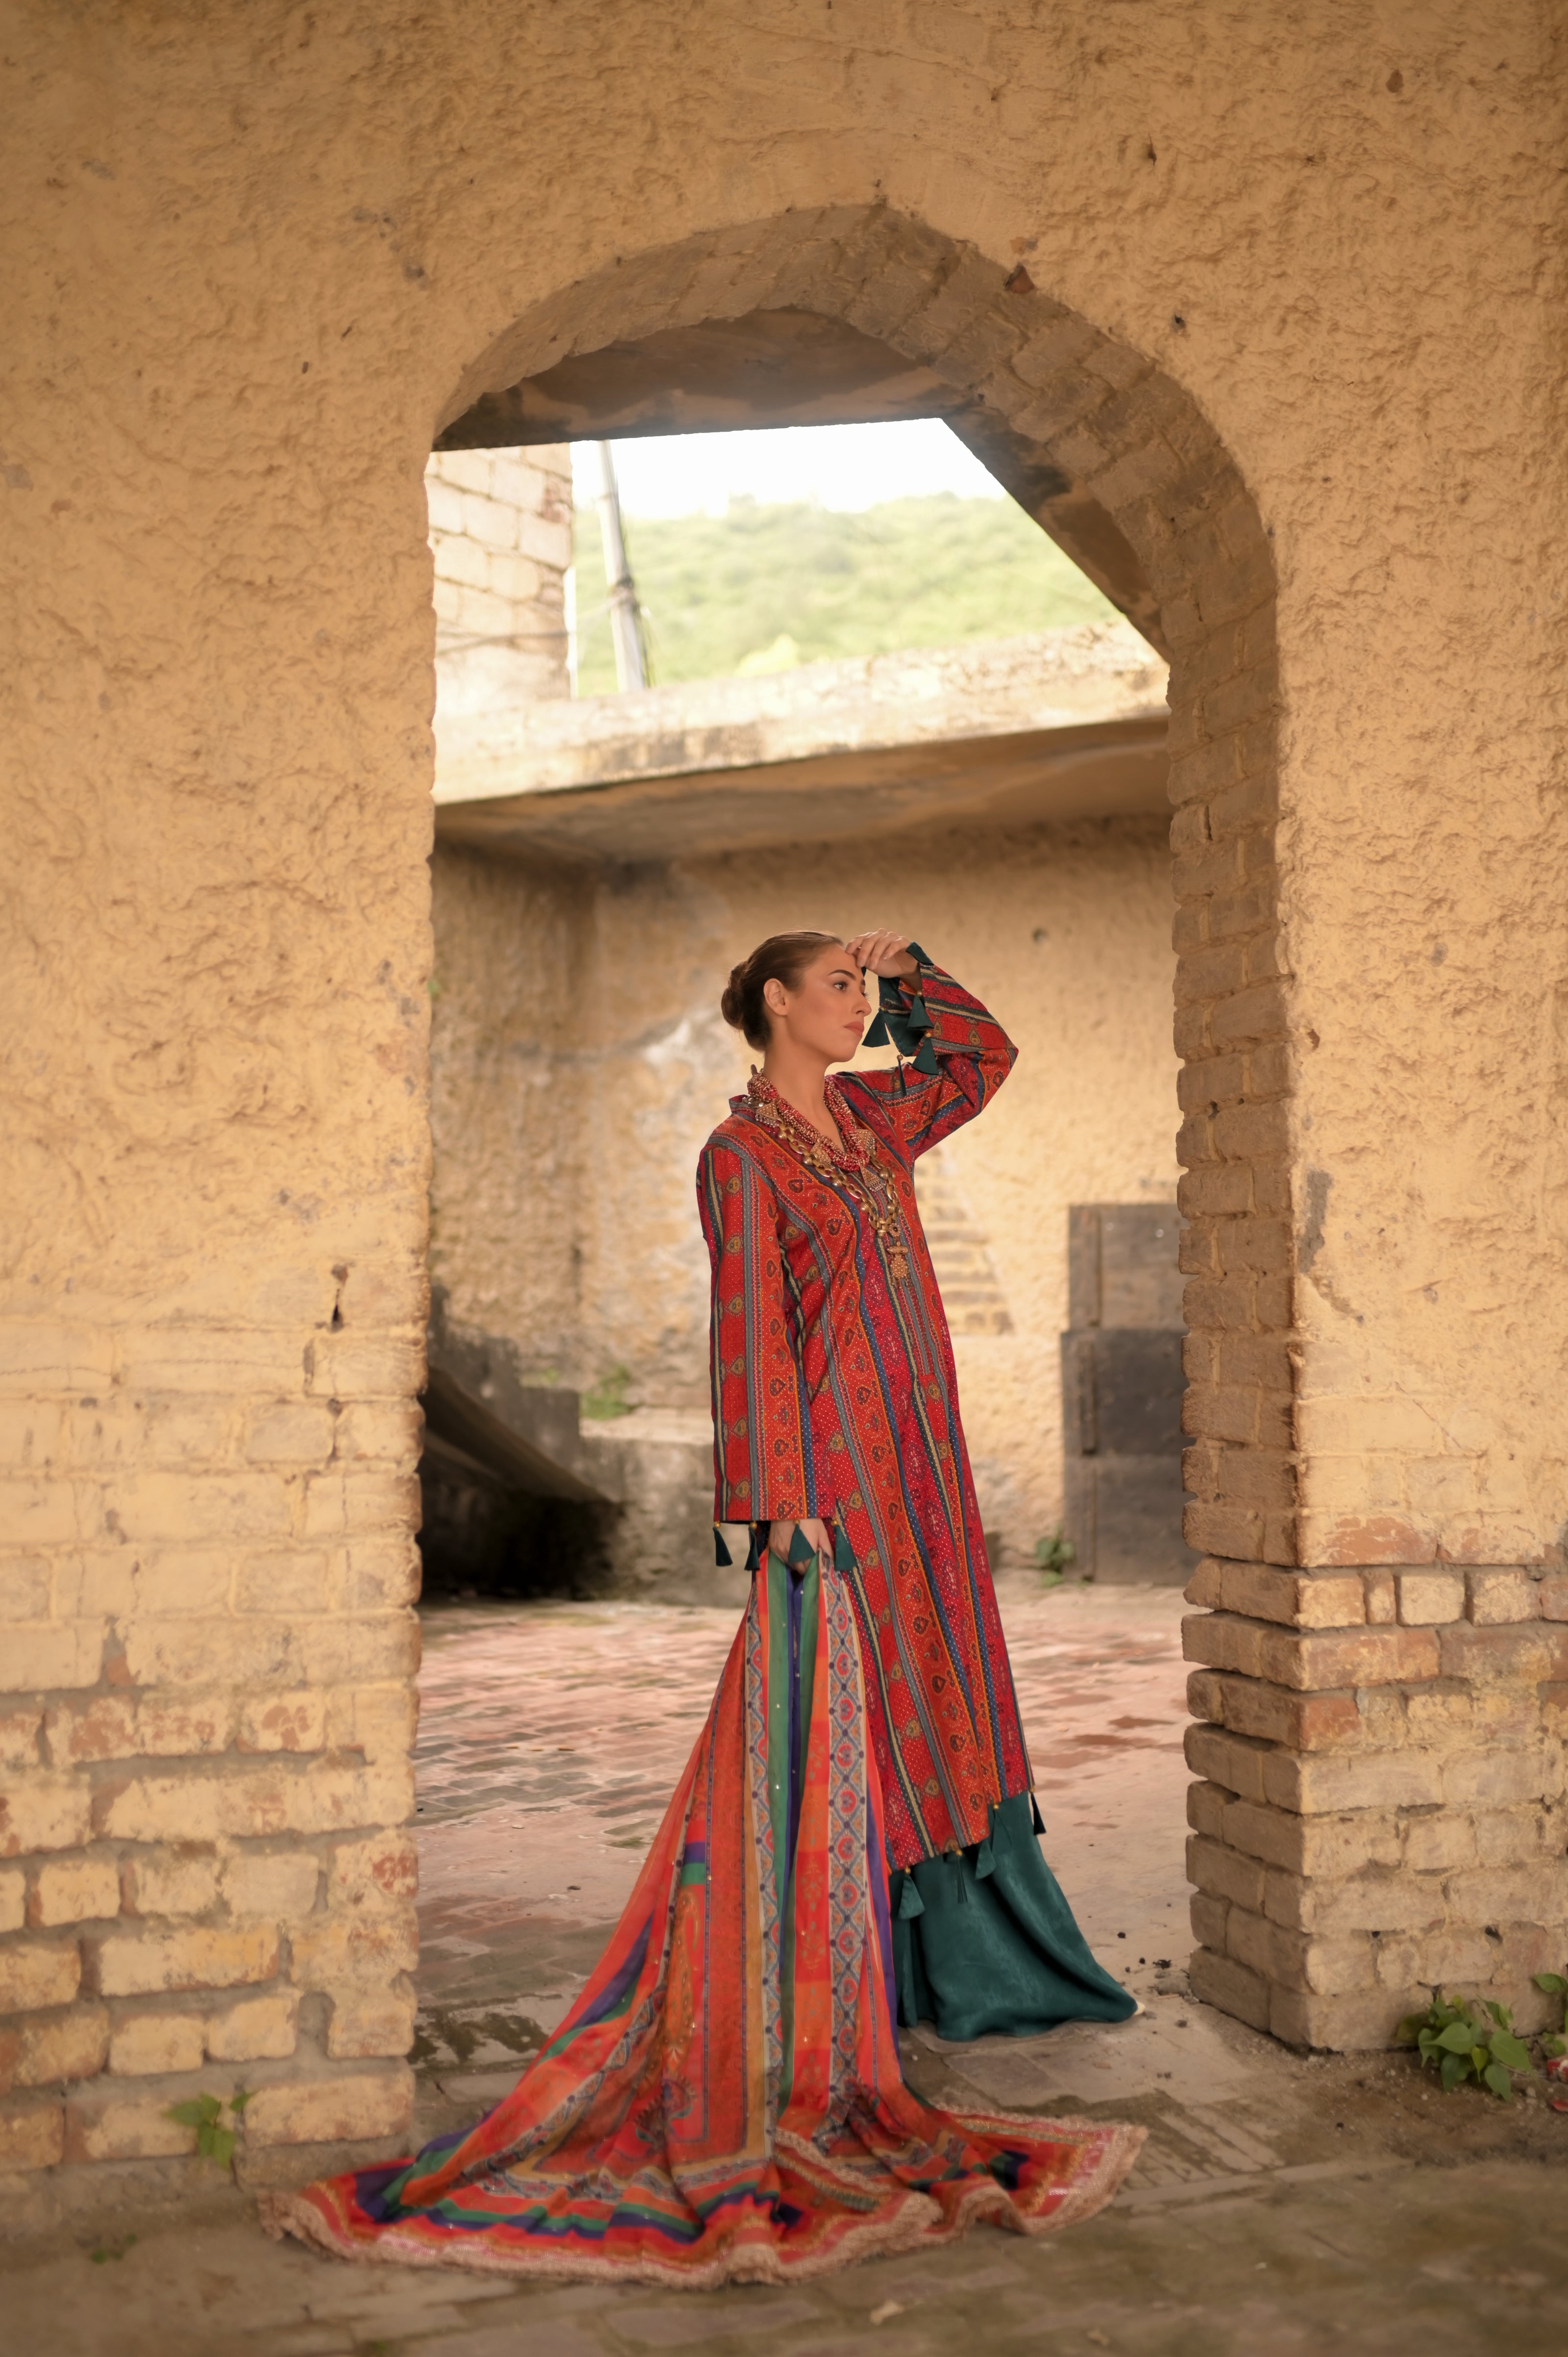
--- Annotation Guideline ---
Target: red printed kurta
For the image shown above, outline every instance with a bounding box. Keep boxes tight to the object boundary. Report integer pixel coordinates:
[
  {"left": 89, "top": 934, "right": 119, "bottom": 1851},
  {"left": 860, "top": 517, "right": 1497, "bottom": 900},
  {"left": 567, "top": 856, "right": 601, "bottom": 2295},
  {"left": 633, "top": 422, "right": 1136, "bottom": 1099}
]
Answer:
[
  {"left": 261, "top": 959, "right": 1149, "bottom": 2286},
  {"left": 697, "top": 959, "right": 1031, "bottom": 1871}
]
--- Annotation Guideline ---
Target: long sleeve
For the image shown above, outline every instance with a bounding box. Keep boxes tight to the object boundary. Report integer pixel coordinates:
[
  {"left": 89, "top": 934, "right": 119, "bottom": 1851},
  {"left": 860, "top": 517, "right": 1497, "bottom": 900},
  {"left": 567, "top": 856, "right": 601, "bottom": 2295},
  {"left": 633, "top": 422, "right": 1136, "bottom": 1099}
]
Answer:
[
  {"left": 837, "top": 954, "right": 1017, "bottom": 1164},
  {"left": 697, "top": 1137, "right": 818, "bottom": 1523}
]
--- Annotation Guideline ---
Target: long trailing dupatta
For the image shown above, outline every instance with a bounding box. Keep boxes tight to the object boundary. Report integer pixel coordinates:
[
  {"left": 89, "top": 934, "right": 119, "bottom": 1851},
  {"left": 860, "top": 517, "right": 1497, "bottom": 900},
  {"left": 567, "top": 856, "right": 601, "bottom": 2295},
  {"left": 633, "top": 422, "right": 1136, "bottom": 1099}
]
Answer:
[{"left": 261, "top": 1553, "right": 1143, "bottom": 2286}]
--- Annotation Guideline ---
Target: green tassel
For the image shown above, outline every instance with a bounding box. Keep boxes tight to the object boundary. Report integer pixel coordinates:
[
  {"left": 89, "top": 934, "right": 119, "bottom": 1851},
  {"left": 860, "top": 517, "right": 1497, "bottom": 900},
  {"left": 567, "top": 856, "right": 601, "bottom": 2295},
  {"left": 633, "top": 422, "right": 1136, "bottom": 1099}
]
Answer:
[
  {"left": 787, "top": 1523, "right": 815, "bottom": 1568},
  {"left": 714, "top": 1526, "right": 733, "bottom": 1568},
  {"left": 1031, "top": 1793, "right": 1045, "bottom": 1835},
  {"left": 862, "top": 1010, "right": 891, "bottom": 1048},
  {"left": 914, "top": 1036, "right": 940, "bottom": 1077},
  {"left": 833, "top": 1523, "right": 855, "bottom": 1571},
  {"left": 954, "top": 1855, "right": 970, "bottom": 1906},
  {"left": 904, "top": 994, "right": 931, "bottom": 1032},
  {"left": 745, "top": 1525, "right": 761, "bottom": 1572},
  {"left": 897, "top": 1874, "right": 926, "bottom": 1920},
  {"left": 976, "top": 1835, "right": 996, "bottom": 1880}
]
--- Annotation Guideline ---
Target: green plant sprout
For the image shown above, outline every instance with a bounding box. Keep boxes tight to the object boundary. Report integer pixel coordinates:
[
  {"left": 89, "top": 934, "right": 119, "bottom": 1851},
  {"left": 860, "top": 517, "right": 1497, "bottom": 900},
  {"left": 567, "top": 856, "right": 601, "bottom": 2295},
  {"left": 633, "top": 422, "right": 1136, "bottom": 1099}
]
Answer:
[
  {"left": 582, "top": 1364, "right": 635, "bottom": 1420},
  {"left": 165, "top": 2087, "right": 253, "bottom": 2170},
  {"left": 1397, "top": 1992, "right": 1534, "bottom": 2100},
  {"left": 1532, "top": 1967, "right": 1568, "bottom": 2057},
  {"left": 1034, "top": 1527, "right": 1076, "bottom": 1587}
]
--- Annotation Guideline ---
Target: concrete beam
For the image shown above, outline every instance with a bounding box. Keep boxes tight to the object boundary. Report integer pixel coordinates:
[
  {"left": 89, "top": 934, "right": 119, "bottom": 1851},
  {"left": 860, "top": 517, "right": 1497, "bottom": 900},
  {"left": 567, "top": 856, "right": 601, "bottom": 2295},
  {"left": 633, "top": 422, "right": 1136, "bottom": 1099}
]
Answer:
[
  {"left": 435, "top": 309, "right": 1164, "bottom": 654},
  {"left": 431, "top": 623, "right": 1169, "bottom": 864}
]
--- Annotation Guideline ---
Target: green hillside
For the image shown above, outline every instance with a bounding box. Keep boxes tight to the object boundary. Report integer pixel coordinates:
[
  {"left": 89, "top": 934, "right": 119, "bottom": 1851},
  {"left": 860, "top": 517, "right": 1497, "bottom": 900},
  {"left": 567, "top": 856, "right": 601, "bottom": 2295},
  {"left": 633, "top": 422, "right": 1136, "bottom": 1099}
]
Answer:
[{"left": 571, "top": 492, "right": 1115, "bottom": 696}]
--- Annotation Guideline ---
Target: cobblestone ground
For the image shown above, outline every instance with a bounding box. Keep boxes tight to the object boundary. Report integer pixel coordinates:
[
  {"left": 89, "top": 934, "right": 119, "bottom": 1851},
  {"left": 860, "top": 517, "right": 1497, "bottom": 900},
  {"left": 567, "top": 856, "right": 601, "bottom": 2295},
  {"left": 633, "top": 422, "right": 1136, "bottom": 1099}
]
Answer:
[{"left": 10, "top": 1585, "right": 1568, "bottom": 2356}]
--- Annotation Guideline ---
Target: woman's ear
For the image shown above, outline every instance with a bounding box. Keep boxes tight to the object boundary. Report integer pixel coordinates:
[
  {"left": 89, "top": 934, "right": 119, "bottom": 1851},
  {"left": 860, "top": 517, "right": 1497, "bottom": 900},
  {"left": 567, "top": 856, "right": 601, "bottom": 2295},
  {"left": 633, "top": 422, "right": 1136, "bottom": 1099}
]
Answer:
[{"left": 762, "top": 976, "right": 789, "bottom": 1021}]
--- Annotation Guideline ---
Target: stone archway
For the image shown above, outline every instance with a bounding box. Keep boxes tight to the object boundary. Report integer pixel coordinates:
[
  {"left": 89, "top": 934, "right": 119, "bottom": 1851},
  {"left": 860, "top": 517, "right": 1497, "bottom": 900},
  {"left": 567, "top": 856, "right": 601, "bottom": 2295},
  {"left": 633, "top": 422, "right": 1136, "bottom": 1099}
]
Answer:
[
  {"left": 422, "top": 204, "right": 1303, "bottom": 2040},
  {"left": 436, "top": 202, "right": 1292, "bottom": 1582}
]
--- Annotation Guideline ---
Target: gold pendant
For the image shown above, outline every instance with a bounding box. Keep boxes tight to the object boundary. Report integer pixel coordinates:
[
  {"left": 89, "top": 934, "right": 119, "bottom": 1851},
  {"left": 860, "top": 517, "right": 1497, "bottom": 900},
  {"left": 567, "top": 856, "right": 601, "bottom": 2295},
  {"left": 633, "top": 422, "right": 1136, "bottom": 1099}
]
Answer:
[{"left": 888, "top": 1248, "right": 909, "bottom": 1285}]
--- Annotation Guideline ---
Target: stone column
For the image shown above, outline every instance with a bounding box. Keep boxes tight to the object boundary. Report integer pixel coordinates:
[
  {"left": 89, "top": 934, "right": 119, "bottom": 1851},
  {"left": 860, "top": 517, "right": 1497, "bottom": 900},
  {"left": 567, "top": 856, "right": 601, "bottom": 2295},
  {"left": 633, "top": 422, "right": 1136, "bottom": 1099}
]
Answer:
[{"left": 1184, "top": 1562, "right": 1568, "bottom": 2044}]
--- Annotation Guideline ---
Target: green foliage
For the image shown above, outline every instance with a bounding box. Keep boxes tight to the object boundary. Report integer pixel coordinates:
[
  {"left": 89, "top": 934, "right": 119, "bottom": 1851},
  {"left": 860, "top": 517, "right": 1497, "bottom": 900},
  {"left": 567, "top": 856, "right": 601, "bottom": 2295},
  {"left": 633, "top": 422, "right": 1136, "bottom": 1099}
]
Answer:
[
  {"left": 1397, "top": 1992, "right": 1535, "bottom": 2100},
  {"left": 1532, "top": 1967, "right": 1568, "bottom": 2058},
  {"left": 165, "top": 2087, "right": 252, "bottom": 2171},
  {"left": 571, "top": 494, "right": 1117, "bottom": 694},
  {"left": 1034, "top": 1527, "right": 1077, "bottom": 1588},
  {"left": 581, "top": 1365, "right": 635, "bottom": 1421}
]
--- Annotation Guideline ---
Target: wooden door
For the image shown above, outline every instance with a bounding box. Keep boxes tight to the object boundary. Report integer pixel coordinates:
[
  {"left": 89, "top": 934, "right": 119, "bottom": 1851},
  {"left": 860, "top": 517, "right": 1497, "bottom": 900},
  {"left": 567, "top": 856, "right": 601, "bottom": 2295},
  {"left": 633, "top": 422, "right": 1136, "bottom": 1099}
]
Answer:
[{"left": 1059, "top": 1204, "right": 1197, "bottom": 1585}]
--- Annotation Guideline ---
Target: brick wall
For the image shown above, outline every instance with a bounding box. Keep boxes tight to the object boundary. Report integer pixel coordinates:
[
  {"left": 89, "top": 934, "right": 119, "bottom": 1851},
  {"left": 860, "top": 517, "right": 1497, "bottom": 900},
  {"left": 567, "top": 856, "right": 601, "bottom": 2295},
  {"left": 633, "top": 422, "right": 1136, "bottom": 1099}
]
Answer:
[
  {"left": 0, "top": 1278, "right": 424, "bottom": 2192},
  {"left": 1166, "top": 619, "right": 1292, "bottom": 1570},
  {"left": 427, "top": 445, "right": 573, "bottom": 713},
  {"left": 1184, "top": 1557, "right": 1568, "bottom": 2045}
]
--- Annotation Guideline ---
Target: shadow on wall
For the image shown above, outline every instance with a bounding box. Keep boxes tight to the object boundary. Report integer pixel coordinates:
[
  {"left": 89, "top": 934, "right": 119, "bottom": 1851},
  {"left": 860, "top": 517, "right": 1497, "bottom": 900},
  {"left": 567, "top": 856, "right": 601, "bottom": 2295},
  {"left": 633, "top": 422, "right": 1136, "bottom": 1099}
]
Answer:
[
  {"left": 417, "top": 1284, "right": 618, "bottom": 1599},
  {"left": 417, "top": 1286, "right": 736, "bottom": 1605}
]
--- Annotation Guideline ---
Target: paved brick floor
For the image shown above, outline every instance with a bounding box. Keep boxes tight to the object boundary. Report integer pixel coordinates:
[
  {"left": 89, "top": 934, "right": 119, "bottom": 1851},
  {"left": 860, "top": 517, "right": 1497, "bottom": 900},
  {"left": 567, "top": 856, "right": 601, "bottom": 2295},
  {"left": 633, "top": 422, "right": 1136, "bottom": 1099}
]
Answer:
[
  {"left": 410, "top": 1581, "right": 1192, "bottom": 2068},
  {"left": 10, "top": 1583, "right": 1568, "bottom": 2356}
]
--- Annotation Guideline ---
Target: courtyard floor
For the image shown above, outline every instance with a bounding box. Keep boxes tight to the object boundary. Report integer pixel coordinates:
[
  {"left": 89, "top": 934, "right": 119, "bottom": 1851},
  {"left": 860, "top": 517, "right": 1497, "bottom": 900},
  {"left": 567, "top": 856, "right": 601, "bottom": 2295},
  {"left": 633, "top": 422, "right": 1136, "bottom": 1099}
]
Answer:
[{"left": 7, "top": 1582, "right": 1568, "bottom": 2355}]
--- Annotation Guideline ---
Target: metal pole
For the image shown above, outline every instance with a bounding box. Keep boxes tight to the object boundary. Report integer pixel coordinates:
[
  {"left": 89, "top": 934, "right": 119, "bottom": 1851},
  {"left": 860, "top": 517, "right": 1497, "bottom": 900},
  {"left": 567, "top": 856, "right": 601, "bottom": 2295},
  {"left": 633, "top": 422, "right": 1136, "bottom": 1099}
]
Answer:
[{"left": 588, "top": 440, "right": 647, "bottom": 691}]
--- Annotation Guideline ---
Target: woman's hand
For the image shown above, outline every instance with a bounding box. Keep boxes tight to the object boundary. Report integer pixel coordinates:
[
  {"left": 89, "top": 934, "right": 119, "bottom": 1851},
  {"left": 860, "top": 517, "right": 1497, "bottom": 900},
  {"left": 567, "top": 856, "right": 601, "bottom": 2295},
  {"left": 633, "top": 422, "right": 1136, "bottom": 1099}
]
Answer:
[
  {"left": 844, "top": 929, "right": 918, "bottom": 981},
  {"left": 766, "top": 1517, "right": 832, "bottom": 1573}
]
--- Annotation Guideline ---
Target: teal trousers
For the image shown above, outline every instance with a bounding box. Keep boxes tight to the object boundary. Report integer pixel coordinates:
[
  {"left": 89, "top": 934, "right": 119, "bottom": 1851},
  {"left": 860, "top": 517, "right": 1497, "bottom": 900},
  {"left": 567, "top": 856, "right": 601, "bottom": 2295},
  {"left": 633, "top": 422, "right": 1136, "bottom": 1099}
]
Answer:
[{"left": 887, "top": 1792, "right": 1137, "bottom": 2040}]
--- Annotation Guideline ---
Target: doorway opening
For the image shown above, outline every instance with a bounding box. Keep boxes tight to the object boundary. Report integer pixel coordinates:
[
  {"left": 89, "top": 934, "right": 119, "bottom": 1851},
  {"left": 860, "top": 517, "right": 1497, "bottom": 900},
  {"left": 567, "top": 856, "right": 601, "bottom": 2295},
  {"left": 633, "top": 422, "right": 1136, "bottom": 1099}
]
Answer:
[{"left": 407, "top": 204, "right": 1281, "bottom": 2098}]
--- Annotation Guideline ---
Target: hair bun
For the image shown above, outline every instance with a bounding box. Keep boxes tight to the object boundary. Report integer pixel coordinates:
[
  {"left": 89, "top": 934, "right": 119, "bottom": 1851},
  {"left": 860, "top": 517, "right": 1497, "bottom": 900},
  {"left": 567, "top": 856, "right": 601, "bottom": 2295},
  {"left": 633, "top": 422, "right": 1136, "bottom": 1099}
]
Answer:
[{"left": 720, "top": 932, "right": 841, "bottom": 1054}]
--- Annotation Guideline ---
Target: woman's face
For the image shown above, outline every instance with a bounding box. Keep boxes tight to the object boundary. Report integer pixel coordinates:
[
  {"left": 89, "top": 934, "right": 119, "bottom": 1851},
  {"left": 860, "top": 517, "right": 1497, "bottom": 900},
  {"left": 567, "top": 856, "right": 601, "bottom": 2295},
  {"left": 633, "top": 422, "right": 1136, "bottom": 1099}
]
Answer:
[{"left": 763, "top": 944, "right": 871, "bottom": 1065}]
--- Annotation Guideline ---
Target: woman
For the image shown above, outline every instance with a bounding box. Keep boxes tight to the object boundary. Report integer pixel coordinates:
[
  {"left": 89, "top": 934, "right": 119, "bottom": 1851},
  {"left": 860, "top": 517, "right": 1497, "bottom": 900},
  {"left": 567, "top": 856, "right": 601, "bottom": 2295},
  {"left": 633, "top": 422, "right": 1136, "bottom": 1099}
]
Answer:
[{"left": 264, "top": 931, "right": 1142, "bottom": 2287}]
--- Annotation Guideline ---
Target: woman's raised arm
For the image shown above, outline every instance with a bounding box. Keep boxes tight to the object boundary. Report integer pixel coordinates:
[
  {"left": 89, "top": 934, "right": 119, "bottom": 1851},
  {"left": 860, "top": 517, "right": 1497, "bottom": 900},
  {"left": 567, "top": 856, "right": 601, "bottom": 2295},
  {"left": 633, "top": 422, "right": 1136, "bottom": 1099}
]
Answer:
[{"left": 837, "top": 940, "right": 1017, "bottom": 1162}]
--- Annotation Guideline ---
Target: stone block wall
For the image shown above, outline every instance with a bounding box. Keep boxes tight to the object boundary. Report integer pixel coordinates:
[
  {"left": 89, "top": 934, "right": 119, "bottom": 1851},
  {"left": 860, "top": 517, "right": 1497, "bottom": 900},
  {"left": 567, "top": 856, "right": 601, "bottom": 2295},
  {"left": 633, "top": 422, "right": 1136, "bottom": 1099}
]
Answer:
[
  {"left": 1184, "top": 1556, "right": 1568, "bottom": 2047},
  {"left": 0, "top": 1282, "right": 424, "bottom": 2200},
  {"left": 427, "top": 445, "right": 573, "bottom": 715},
  {"left": 1165, "top": 614, "right": 1290, "bottom": 1569}
]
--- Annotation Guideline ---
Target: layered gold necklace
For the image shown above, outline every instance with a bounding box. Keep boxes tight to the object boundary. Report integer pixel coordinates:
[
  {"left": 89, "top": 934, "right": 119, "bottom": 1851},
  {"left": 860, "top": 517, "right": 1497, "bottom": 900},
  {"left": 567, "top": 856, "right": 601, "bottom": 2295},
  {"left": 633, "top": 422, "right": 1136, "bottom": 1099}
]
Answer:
[{"left": 747, "top": 1071, "right": 910, "bottom": 1285}]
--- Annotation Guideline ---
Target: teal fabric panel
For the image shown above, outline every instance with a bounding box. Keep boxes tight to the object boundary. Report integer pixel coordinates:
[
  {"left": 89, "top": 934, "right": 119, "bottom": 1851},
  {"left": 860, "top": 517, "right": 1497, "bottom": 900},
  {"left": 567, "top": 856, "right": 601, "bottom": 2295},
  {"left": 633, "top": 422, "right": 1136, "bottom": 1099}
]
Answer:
[{"left": 887, "top": 1793, "right": 1136, "bottom": 2040}]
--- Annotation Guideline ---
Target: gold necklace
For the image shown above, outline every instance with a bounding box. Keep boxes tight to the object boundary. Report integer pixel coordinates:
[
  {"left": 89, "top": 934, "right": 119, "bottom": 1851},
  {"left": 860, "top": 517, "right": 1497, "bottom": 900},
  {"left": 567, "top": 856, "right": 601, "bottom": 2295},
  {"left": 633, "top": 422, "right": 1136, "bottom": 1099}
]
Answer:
[{"left": 748, "top": 1073, "right": 910, "bottom": 1285}]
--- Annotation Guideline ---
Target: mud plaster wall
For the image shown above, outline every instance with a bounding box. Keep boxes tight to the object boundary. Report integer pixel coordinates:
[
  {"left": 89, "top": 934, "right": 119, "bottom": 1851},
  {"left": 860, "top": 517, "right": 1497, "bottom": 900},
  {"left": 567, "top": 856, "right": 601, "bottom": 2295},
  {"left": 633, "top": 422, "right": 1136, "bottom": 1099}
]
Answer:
[
  {"left": 428, "top": 819, "right": 1179, "bottom": 1564},
  {"left": 427, "top": 845, "right": 592, "bottom": 1377},
  {"left": 6, "top": 0, "right": 1568, "bottom": 2177}
]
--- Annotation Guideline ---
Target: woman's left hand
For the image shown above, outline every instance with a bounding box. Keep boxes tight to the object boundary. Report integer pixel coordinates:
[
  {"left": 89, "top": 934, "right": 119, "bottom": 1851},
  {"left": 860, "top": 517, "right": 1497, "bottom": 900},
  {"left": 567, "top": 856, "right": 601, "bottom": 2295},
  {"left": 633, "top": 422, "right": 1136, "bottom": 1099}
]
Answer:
[
  {"left": 845, "top": 929, "right": 918, "bottom": 980},
  {"left": 767, "top": 1518, "right": 832, "bottom": 1574}
]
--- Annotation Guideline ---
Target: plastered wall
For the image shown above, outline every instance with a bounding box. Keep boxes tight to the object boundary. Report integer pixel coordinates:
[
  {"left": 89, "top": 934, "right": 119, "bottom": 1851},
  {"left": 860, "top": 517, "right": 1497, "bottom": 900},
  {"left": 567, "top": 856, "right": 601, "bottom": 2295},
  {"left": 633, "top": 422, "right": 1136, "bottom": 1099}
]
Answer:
[
  {"left": 428, "top": 816, "right": 1179, "bottom": 1566},
  {"left": 7, "top": 0, "right": 1568, "bottom": 2186},
  {"left": 428, "top": 845, "right": 592, "bottom": 1378}
]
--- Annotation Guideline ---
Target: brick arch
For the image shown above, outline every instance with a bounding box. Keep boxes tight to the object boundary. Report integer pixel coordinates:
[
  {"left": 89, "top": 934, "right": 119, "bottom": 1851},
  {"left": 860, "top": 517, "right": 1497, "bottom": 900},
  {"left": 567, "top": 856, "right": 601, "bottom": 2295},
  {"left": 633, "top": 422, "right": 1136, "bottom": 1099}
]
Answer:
[{"left": 440, "top": 204, "right": 1294, "bottom": 1571}]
